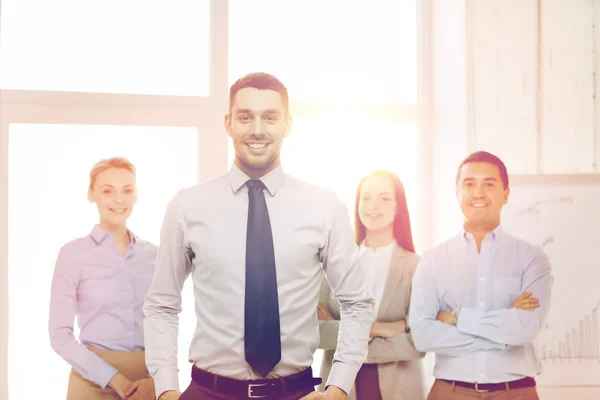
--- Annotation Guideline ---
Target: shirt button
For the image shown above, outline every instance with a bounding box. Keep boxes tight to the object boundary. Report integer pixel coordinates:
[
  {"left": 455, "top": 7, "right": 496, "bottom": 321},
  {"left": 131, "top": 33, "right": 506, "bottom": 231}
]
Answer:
[
  {"left": 127, "top": 285, "right": 131, "bottom": 289},
  {"left": 128, "top": 308, "right": 132, "bottom": 312},
  {"left": 480, "top": 277, "right": 485, "bottom": 282},
  {"left": 129, "top": 332, "right": 133, "bottom": 336},
  {"left": 480, "top": 302, "right": 485, "bottom": 307}
]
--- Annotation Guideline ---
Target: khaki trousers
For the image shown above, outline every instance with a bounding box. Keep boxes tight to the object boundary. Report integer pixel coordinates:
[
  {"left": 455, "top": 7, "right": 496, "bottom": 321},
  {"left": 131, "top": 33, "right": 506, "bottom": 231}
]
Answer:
[
  {"left": 427, "top": 379, "right": 540, "bottom": 400},
  {"left": 66, "top": 347, "right": 148, "bottom": 400}
]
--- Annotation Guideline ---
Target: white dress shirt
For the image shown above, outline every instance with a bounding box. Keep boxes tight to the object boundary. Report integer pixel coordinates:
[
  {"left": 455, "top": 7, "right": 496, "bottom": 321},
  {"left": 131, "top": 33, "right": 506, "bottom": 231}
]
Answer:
[
  {"left": 143, "top": 164, "right": 374, "bottom": 397},
  {"left": 359, "top": 240, "right": 395, "bottom": 318}
]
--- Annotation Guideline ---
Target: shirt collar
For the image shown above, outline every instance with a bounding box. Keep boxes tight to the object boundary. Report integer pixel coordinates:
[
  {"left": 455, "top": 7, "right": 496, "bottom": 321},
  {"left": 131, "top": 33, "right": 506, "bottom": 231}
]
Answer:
[
  {"left": 90, "top": 225, "right": 138, "bottom": 246},
  {"left": 459, "top": 224, "right": 504, "bottom": 242},
  {"left": 227, "top": 163, "right": 285, "bottom": 196},
  {"left": 359, "top": 239, "right": 397, "bottom": 257}
]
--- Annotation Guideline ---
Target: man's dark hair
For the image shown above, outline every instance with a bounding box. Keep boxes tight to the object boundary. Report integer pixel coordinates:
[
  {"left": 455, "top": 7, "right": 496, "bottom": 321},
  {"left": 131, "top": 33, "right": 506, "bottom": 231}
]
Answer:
[
  {"left": 229, "top": 72, "right": 289, "bottom": 115},
  {"left": 456, "top": 151, "right": 509, "bottom": 189}
]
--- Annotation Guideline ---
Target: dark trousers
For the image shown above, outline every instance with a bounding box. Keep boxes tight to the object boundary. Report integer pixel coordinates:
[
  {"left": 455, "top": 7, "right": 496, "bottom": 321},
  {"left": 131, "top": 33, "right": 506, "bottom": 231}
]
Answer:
[
  {"left": 354, "top": 363, "right": 383, "bottom": 400},
  {"left": 180, "top": 367, "right": 318, "bottom": 400},
  {"left": 179, "top": 379, "right": 314, "bottom": 400}
]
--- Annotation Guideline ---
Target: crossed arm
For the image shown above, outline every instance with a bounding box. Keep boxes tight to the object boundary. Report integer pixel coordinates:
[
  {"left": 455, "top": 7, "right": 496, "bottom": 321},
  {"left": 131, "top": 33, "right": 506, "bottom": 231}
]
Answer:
[
  {"left": 408, "top": 248, "right": 552, "bottom": 355},
  {"left": 318, "top": 298, "right": 420, "bottom": 364}
]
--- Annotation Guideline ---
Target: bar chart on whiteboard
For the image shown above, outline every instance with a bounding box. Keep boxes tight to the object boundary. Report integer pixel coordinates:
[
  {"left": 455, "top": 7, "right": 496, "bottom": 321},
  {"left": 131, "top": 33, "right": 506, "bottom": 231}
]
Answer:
[
  {"left": 537, "top": 302, "right": 599, "bottom": 360},
  {"left": 502, "top": 175, "right": 600, "bottom": 387}
]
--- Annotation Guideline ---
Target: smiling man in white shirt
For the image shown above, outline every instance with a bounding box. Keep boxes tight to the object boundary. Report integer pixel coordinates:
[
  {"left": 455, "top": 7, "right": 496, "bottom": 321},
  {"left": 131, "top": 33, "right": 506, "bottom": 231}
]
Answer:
[
  {"left": 143, "top": 72, "right": 374, "bottom": 400},
  {"left": 409, "top": 151, "right": 552, "bottom": 400}
]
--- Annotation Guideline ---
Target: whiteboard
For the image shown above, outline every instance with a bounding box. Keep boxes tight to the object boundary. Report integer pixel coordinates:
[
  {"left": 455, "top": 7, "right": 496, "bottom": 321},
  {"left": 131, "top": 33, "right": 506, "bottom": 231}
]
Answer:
[{"left": 501, "top": 174, "right": 600, "bottom": 387}]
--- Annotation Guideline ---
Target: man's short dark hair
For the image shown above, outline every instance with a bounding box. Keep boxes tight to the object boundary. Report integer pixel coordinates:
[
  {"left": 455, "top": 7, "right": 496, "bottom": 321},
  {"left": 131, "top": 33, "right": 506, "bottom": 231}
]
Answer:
[
  {"left": 456, "top": 151, "right": 509, "bottom": 189},
  {"left": 229, "top": 72, "right": 289, "bottom": 115}
]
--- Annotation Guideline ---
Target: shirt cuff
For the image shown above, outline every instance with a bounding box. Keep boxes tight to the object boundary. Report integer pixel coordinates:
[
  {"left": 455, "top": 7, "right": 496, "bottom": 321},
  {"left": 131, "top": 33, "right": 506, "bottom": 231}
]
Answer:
[
  {"left": 92, "top": 363, "right": 119, "bottom": 389},
  {"left": 456, "top": 307, "right": 484, "bottom": 337},
  {"left": 325, "top": 362, "right": 358, "bottom": 395},
  {"left": 153, "top": 367, "right": 180, "bottom": 399}
]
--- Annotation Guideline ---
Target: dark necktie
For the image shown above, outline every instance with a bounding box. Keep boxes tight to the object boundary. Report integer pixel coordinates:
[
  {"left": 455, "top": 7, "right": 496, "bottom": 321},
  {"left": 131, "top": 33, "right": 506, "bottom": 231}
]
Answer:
[{"left": 244, "top": 179, "right": 281, "bottom": 377}]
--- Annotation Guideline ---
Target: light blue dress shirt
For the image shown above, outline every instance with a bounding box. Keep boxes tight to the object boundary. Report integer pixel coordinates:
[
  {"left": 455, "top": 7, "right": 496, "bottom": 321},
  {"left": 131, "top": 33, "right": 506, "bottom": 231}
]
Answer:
[{"left": 408, "top": 226, "right": 552, "bottom": 383}]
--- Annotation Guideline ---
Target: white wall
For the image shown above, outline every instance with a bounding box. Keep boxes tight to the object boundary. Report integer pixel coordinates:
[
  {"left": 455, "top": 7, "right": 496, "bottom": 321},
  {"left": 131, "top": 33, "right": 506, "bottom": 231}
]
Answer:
[
  {"left": 471, "top": 0, "right": 598, "bottom": 174},
  {"left": 430, "top": 0, "right": 600, "bottom": 397}
]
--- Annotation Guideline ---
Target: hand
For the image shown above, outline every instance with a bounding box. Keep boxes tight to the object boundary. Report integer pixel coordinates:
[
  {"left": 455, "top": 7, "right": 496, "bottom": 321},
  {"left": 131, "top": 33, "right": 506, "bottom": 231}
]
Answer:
[
  {"left": 300, "top": 385, "right": 347, "bottom": 399},
  {"left": 436, "top": 311, "right": 454, "bottom": 325},
  {"left": 125, "top": 377, "right": 155, "bottom": 399},
  {"left": 158, "top": 391, "right": 182, "bottom": 400},
  {"left": 108, "top": 373, "right": 133, "bottom": 399},
  {"left": 512, "top": 292, "right": 539, "bottom": 311},
  {"left": 317, "top": 304, "right": 335, "bottom": 321},
  {"left": 370, "top": 321, "right": 407, "bottom": 338}
]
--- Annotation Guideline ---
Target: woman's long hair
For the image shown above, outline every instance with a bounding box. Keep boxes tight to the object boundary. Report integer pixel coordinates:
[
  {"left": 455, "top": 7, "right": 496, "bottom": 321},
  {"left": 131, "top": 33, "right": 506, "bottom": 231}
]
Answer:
[{"left": 354, "top": 170, "right": 415, "bottom": 253}]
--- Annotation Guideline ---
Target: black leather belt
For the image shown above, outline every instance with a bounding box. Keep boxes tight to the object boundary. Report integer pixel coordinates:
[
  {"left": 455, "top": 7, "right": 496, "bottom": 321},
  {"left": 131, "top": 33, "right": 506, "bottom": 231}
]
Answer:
[
  {"left": 440, "top": 377, "right": 536, "bottom": 393},
  {"left": 191, "top": 365, "right": 322, "bottom": 399}
]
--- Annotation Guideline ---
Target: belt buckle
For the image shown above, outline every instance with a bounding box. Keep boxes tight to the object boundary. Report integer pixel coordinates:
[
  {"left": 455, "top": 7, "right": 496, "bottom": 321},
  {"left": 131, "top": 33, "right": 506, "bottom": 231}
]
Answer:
[
  {"left": 475, "top": 382, "right": 489, "bottom": 393},
  {"left": 248, "top": 383, "right": 268, "bottom": 398}
]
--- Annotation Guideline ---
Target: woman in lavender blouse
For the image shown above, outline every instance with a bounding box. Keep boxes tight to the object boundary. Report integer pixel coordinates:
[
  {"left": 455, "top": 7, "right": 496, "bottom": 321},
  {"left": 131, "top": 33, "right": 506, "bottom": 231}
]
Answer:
[{"left": 49, "top": 157, "right": 157, "bottom": 400}]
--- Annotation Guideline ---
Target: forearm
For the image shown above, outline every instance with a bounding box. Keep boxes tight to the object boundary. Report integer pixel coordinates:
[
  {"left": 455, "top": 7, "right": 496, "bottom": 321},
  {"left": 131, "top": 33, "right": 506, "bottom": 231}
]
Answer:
[
  {"left": 320, "top": 195, "right": 375, "bottom": 394},
  {"left": 145, "top": 193, "right": 192, "bottom": 397},
  {"left": 365, "top": 333, "right": 424, "bottom": 363},
  {"left": 409, "top": 317, "right": 505, "bottom": 357},
  {"left": 369, "top": 320, "right": 404, "bottom": 338},
  {"left": 458, "top": 253, "right": 552, "bottom": 346},
  {"left": 49, "top": 267, "right": 118, "bottom": 388},
  {"left": 327, "top": 298, "right": 374, "bottom": 394},
  {"left": 108, "top": 372, "right": 133, "bottom": 398},
  {"left": 49, "top": 331, "right": 118, "bottom": 388},
  {"left": 457, "top": 307, "right": 543, "bottom": 345},
  {"left": 143, "top": 302, "right": 181, "bottom": 398}
]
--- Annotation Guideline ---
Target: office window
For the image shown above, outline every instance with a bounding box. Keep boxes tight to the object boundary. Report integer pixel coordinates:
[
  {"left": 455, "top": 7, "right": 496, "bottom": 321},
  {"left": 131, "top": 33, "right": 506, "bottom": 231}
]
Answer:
[
  {"left": 8, "top": 124, "right": 198, "bottom": 399},
  {"left": 0, "top": 0, "right": 210, "bottom": 95},
  {"left": 229, "top": 0, "right": 418, "bottom": 104}
]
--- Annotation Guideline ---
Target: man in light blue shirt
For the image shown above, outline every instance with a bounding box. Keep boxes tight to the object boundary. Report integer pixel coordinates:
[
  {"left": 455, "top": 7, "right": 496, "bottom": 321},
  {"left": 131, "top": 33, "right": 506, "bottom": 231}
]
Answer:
[{"left": 409, "top": 151, "right": 552, "bottom": 399}]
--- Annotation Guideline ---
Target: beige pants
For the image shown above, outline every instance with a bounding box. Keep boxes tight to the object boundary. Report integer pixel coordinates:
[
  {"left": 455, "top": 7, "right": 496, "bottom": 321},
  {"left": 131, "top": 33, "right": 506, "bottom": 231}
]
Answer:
[
  {"left": 428, "top": 380, "right": 540, "bottom": 400},
  {"left": 66, "top": 347, "right": 148, "bottom": 400}
]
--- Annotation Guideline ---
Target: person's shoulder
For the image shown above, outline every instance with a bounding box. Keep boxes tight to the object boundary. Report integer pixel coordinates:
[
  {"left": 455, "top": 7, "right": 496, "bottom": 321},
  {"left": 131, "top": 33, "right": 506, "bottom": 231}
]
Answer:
[
  {"left": 284, "top": 174, "right": 337, "bottom": 195},
  {"left": 283, "top": 173, "right": 340, "bottom": 204},
  {"left": 133, "top": 237, "right": 159, "bottom": 255},
  {"left": 499, "top": 230, "right": 548, "bottom": 265},
  {"left": 54, "top": 235, "right": 94, "bottom": 269},
  {"left": 59, "top": 235, "right": 92, "bottom": 255},
  {"left": 394, "top": 247, "right": 421, "bottom": 277},
  {"left": 403, "top": 249, "right": 421, "bottom": 265},
  {"left": 423, "top": 234, "right": 462, "bottom": 255},
  {"left": 417, "top": 234, "right": 463, "bottom": 265},
  {"left": 501, "top": 230, "right": 538, "bottom": 250}
]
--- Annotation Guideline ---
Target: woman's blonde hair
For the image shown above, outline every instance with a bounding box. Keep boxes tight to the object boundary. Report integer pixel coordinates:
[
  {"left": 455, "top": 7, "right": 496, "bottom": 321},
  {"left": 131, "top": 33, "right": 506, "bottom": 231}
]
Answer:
[{"left": 89, "top": 157, "right": 136, "bottom": 189}]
